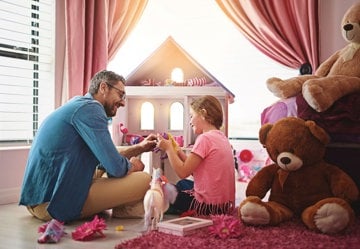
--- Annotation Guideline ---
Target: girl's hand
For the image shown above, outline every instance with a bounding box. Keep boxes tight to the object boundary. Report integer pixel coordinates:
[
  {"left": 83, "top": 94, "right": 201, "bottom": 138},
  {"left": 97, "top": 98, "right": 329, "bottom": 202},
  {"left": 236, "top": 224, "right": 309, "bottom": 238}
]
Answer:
[{"left": 156, "top": 133, "right": 172, "bottom": 151}]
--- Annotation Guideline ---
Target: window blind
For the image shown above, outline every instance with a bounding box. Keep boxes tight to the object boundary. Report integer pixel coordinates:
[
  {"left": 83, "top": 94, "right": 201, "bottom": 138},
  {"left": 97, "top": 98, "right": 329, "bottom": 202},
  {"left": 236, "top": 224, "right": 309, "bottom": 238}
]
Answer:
[{"left": 0, "top": 0, "right": 55, "bottom": 143}]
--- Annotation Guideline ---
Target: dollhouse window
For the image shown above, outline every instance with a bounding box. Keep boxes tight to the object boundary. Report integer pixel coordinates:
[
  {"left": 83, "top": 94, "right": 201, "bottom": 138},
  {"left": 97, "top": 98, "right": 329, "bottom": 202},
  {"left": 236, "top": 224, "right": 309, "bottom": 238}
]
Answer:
[
  {"left": 171, "top": 67, "right": 184, "bottom": 83},
  {"left": 170, "top": 102, "right": 184, "bottom": 130},
  {"left": 140, "top": 102, "right": 154, "bottom": 130}
]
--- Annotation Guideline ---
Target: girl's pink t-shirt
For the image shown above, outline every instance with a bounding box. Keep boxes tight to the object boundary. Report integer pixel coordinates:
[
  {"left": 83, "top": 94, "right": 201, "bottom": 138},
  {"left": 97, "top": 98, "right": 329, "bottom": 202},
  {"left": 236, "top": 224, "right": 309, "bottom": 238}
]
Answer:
[{"left": 191, "top": 130, "right": 235, "bottom": 205}]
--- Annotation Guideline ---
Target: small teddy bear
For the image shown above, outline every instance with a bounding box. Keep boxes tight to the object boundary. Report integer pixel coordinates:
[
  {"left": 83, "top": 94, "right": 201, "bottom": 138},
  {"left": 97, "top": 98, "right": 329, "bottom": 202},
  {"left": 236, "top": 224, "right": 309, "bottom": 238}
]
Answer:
[
  {"left": 266, "top": 2, "right": 360, "bottom": 112},
  {"left": 238, "top": 117, "right": 359, "bottom": 234}
]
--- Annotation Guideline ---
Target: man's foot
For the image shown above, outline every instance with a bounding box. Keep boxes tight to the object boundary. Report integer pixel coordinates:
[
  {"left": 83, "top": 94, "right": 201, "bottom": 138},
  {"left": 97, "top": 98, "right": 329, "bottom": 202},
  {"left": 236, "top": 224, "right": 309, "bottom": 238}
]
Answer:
[{"left": 112, "top": 201, "right": 145, "bottom": 218}]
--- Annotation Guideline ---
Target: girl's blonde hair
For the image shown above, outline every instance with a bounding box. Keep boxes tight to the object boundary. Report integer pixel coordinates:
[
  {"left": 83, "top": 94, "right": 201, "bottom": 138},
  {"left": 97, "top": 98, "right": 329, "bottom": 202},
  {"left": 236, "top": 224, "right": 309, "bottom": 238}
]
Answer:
[{"left": 190, "top": 95, "right": 223, "bottom": 129}]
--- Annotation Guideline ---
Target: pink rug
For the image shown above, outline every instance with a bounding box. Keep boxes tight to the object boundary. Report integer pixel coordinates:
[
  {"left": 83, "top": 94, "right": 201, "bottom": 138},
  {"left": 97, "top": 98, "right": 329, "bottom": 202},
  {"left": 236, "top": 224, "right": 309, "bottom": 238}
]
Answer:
[{"left": 115, "top": 217, "right": 360, "bottom": 249}]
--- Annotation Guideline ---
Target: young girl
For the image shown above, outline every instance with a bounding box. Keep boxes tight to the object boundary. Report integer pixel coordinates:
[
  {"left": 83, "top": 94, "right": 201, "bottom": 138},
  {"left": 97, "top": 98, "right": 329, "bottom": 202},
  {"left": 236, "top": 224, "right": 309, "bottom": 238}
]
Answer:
[{"left": 156, "top": 95, "right": 235, "bottom": 216}]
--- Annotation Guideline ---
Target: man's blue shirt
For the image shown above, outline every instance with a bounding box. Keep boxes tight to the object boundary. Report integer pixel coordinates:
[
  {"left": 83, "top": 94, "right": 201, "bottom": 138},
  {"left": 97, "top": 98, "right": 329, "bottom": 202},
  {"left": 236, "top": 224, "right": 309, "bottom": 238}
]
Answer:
[{"left": 19, "top": 93, "right": 130, "bottom": 221}]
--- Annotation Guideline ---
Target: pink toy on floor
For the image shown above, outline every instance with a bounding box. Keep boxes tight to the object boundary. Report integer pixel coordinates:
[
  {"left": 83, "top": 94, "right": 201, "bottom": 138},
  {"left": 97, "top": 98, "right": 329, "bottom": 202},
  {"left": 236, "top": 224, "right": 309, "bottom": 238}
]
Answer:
[
  {"left": 37, "top": 219, "right": 65, "bottom": 243},
  {"left": 71, "top": 215, "right": 107, "bottom": 241}
]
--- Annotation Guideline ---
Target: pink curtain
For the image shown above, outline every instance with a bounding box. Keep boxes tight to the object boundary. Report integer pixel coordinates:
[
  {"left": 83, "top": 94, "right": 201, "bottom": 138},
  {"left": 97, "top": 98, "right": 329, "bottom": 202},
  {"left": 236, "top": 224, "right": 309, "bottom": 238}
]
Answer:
[
  {"left": 216, "top": 0, "right": 318, "bottom": 73},
  {"left": 65, "top": 0, "right": 148, "bottom": 98}
]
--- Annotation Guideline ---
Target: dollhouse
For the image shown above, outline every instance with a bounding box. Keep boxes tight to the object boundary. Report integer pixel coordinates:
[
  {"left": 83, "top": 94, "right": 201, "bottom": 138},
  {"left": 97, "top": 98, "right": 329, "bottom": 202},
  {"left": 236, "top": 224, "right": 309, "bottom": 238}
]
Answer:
[{"left": 111, "top": 36, "right": 235, "bottom": 182}]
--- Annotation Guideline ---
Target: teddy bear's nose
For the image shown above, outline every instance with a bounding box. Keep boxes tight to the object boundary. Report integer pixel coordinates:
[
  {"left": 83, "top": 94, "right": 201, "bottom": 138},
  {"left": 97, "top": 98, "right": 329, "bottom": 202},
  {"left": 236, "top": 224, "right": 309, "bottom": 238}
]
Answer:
[
  {"left": 280, "top": 157, "right": 291, "bottom": 165},
  {"left": 343, "top": 23, "right": 353, "bottom": 31}
]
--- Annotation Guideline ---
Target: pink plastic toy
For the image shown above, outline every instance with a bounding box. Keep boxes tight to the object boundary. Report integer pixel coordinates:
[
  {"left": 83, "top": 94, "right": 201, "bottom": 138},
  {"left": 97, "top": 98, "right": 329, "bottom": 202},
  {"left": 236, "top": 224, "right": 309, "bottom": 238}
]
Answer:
[{"left": 37, "top": 219, "right": 65, "bottom": 244}]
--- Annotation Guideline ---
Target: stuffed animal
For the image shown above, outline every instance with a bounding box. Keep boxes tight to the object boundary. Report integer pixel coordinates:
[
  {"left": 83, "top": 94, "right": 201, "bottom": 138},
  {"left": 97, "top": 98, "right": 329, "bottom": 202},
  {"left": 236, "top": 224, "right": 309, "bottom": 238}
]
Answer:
[
  {"left": 143, "top": 168, "right": 177, "bottom": 231},
  {"left": 238, "top": 117, "right": 359, "bottom": 234},
  {"left": 266, "top": 2, "right": 360, "bottom": 112}
]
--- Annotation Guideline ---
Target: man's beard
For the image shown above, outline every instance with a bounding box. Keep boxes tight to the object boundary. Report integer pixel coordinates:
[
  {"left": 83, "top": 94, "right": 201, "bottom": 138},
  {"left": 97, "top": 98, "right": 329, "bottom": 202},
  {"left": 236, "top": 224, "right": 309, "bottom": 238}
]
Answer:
[{"left": 104, "top": 103, "right": 117, "bottom": 117}]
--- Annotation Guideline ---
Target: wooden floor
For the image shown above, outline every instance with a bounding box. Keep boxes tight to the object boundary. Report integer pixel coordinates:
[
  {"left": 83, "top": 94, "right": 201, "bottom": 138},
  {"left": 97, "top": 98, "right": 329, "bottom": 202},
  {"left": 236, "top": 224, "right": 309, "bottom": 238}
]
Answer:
[
  {"left": 0, "top": 173, "right": 247, "bottom": 249},
  {"left": 0, "top": 203, "right": 172, "bottom": 249}
]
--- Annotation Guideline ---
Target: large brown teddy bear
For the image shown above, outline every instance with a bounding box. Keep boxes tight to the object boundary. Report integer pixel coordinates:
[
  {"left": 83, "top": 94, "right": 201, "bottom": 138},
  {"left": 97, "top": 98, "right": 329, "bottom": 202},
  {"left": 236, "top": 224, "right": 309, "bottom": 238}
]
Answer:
[
  {"left": 266, "top": 3, "right": 360, "bottom": 112},
  {"left": 238, "top": 117, "right": 359, "bottom": 234}
]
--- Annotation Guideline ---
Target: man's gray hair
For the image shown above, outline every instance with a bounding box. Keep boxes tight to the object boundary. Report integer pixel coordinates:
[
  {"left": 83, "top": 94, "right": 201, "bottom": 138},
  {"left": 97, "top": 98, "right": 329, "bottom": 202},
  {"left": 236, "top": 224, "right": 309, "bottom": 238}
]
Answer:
[{"left": 88, "top": 70, "right": 126, "bottom": 94}]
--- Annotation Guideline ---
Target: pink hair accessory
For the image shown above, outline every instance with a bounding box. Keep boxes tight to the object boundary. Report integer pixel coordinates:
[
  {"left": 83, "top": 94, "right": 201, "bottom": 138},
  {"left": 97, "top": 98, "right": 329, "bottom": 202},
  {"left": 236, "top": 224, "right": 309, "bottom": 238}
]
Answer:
[{"left": 71, "top": 215, "right": 107, "bottom": 241}]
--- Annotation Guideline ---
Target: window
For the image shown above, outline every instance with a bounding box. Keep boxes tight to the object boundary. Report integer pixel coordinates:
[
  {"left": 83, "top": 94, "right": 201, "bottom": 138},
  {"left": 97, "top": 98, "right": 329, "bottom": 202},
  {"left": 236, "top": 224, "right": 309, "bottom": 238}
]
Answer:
[
  {"left": 140, "top": 101, "right": 154, "bottom": 130},
  {"left": 0, "top": 0, "right": 55, "bottom": 144},
  {"left": 169, "top": 102, "right": 183, "bottom": 130},
  {"left": 171, "top": 67, "right": 184, "bottom": 83}
]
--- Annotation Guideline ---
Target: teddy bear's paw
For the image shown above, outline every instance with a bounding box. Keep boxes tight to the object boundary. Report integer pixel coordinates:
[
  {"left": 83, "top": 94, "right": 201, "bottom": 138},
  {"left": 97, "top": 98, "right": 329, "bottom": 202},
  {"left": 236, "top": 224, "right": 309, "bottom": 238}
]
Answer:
[
  {"left": 240, "top": 202, "right": 270, "bottom": 225},
  {"left": 267, "top": 77, "right": 305, "bottom": 99},
  {"left": 266, "top": 77, "right": 287, "bottom": 98},
  {"left": 303, "top": 82, "right": 332, "bottom": 112},
  {"left": 266, "top": 77, "right": 282, "bottom": 85},
  {"left": 314, "top": 203, "right": 350, "bottom": 234}
]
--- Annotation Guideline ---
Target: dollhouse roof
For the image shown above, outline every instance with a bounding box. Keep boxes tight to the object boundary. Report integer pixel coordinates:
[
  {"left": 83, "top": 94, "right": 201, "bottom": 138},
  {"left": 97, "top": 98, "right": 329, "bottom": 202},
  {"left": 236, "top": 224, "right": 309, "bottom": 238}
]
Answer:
[{"left": 125, "top": 36, "right": 235, "bottom": 99}]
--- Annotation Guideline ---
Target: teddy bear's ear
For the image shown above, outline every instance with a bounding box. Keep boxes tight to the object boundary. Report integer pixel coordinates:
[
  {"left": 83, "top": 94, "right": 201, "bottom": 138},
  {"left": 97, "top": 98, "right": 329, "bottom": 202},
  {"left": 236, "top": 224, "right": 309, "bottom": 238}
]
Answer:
[
  {"left": 342, "top": 2, "right": 360, "bottom": 25},
  {"left": 259, "top": 123, "right": 273, "bottom": 146},
  {"left": 305, "top": 120, "right": 330, "bottom": 145}
]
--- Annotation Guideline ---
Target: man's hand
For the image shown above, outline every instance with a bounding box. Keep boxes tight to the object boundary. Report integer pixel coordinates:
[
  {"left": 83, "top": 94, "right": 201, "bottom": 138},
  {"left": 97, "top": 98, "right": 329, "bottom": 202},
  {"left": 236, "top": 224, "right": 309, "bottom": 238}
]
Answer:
[
  {"left": 117, "top": 133, "right": 157, "bottom": 159},
  {"left": 127, "top": 157, "right": 145, "bottom": 174},
  {"left": 138, "top": 133, "right": 157, "bottom": 152}
]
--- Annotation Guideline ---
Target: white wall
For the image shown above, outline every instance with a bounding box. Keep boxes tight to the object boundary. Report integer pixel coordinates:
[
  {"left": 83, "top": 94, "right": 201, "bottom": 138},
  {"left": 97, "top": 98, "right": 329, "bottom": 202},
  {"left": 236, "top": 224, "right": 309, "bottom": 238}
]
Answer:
[
  {"left": 0, "top": 148, "right": 29, "bottom": 204},
  {"left": 318, "top": 0, "right": 356, "bottom": 61}
]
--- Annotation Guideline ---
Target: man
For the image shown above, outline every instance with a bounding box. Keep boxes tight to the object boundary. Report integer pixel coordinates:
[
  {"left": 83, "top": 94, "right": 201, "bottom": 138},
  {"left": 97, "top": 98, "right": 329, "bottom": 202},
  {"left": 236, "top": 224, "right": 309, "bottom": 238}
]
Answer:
[{"left": 19, "top": 70, "right": 157, "bottom": 222}]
